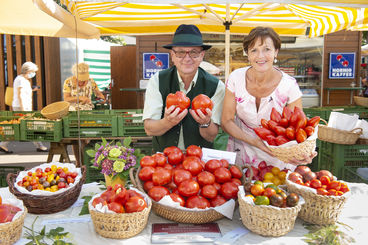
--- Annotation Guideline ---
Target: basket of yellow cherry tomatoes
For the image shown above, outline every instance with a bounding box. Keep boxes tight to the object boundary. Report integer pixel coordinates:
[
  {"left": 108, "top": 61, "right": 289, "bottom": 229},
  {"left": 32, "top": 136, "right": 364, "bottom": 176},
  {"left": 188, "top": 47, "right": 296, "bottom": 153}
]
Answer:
[{"left": 7, "top": 162, "right": 86, "bottom": 214}]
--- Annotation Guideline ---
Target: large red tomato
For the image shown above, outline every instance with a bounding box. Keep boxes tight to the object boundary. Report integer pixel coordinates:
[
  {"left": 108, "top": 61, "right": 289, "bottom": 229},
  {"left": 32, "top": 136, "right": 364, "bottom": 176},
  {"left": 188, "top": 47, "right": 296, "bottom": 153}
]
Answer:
[
  {"left": 178, "top": 179, "right": 200, "bottom": 197},
  {"left": 138, "top": 166, "right": 156, "bottom": 181},
  {"left": 173, "top": 169, "right": 192, "bottom": 186},
  {"left": 201, "top": 184, "right": 218, "bottom": 199},
  {"left": 163, "top": 146, "right": 182, "bottom": 157},
  {"left": 191, "top": 94, "right": 213, "bottom": 115},
  {"left": 182, "top": 156, "right": 203, "bottom": 176},
  {"left": 125, "top": 196, "right": 147, "bottom": 213},
  {"left": 92, "top": 197, "right": 107, "bottom": 208},
  {"left": 152, "top": 168, "right": 172, "bottom": 186},
  {"left": 186, "top": 195, "right": 210, "bottom": 209},
  {"left": 186, "top": 145, "right": 203, "bottom": 159},
  {"left": 169, "top": 193, "right": 185, "bottom": 207},
  {"left": 167, "top": 151, "right": 184, "bottom": 165},
  {"left": 0, "top": 204, "right": 21, "bottom": 223},
  {"left": 229, "top": 165, "right": 242, "bottom": 179},
  {"left": 220, "top": 182, "right": 239, "bottom": 200},
  {"left": 108, "top": 202, "right": 125, "bottom": 213},
  {"left": 214, "top": 167, "right": 232, "bottom": 183},
  {"left": 140, "top": 156, "right": 156, "bottom": 168},
  {"left": 197, "top": 171, "right": 215, "bottom": 186},
  {"left": 210, "top": 195, "right": 227, "bottom": 207},
  {"left": 148, "top": 186, "right": 170, "bottom": 202},
  {"left": 205, "top": 159, "right": 222, "bottom": 173},
  {"left": 153, "top": 153, "right": 167, "bottom": 167},
  {"left": 166, "top": 91, "right": 190, "bottom": 112},
  {"left": 143, "top": 181, "right": 155, "bottom": 192}
]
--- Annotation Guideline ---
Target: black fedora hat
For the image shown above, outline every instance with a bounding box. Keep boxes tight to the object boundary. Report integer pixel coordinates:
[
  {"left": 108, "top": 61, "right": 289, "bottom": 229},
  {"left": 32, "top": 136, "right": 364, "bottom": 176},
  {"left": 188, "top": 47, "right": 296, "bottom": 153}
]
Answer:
[{"left": 163, "top": 24, "right": 211, "bottom": 50}]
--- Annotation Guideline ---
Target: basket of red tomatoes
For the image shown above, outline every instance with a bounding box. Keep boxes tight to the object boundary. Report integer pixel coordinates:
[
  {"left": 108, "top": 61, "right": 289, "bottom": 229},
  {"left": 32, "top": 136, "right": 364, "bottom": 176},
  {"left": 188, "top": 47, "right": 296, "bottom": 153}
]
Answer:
[
  {"left": 286, "top": 165, "right": 350, "bottom": 225},
  {"left": 7, "top": 163, "right": 86, "bottom": 214},
  {"left": 254, "top": 107, "right": 320, "bottom": 163},
  {"left": 130, "top": 145, "right": 243, "bottom": 224},
  {"left": 0, "top": 195, "right": 27, "bottom": 245},
  {"left": 89, "top": 185, "right": 151, "bottom": 239}
]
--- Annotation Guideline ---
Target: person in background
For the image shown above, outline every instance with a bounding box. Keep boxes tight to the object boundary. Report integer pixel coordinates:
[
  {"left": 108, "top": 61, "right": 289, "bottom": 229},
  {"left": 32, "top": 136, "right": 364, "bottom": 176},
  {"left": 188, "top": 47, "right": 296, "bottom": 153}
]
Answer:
[
  {"left": 362, "top": 64, "right": 368, "bottom": 97},
  {"left": 0, "top": 62, "right": 48, "bottom": 154},
  {"left": 63, "top": 62, "right": 105, "bottom": 110},
  {"left": 221, "top": 27, "right": 316, "bottom": 170},
  {"left": 143, "top": 24, "right": 225, "bottom": 152}
]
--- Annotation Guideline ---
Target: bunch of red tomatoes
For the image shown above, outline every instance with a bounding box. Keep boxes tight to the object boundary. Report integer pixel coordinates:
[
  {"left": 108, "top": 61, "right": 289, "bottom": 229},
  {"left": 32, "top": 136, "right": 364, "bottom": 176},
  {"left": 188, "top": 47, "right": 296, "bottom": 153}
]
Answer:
[
  {"left": 0, "top": 195, "right": 22, "bottom": 223},
  {"left": 92, "top": 184, "right": 148, "bottom": 213},
  {"left": 166, "top": 91, "right": 213, "bottom": 115},
  {"left": 254, "top": 107, "right": 320, "bottom": 146},
  {"left": 288, "top": 166, "right": 350, "bottom": 196},
  {"left": 138, "top": 145, "right": 243, "bottom": 209}
]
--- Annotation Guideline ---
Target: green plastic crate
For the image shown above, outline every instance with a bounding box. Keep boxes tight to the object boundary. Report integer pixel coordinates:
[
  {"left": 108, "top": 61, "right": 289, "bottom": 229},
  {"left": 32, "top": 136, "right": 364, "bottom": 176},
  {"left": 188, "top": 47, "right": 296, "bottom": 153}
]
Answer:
[
  {"left": 0, "top": 166, "right": 24, "bottom": 187},
  {"left": 342, "top": 166, "right": 368, "bottom": 184},
  {"left": 131, "top": 141, "right": 153, "bottom": 156},
  {"left": 68, "top": 110, "right": 111, "bottom": 115},
  {"left": 83, "top": 146, "right": 104, "bottom": 183},
  {"left": 0, "top": 116, "right": 21, "bottom": 141},
  {"left": 0, "top": 111, "right": 10, "bottom": 116},
  {"left": 317, "top": 141, "right": 368, "bottom": 179},
  {"left": 117, "top": 113, "right": 146, "bottom": 137},
  {"left": 20, "top": 118, "right": 63, "bottom": 142},
  {"left": 303, "top": 108, "right": 327, "bottom": 121},
  {"left": 324, "top": 106, "right": 368, "bottom": 120},
  {"left": 63, "top": 113, "right": 118, "bottom": 137}
]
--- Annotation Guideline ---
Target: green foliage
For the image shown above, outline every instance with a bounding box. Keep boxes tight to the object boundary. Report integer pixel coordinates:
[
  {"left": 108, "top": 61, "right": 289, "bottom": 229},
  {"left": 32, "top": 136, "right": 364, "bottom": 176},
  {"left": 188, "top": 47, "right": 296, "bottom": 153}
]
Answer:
[
  {"left": 303, "top": 222, "right": 355, "bottom": 245},
  {"left": 79, "top": 195, "right": 93, "bottom": 216},
  {"left": 100, "top": 36, "right": 126, "bottom": 45},
  {"left": 24, "top": 217, "right": 74, "bottom": 245}
]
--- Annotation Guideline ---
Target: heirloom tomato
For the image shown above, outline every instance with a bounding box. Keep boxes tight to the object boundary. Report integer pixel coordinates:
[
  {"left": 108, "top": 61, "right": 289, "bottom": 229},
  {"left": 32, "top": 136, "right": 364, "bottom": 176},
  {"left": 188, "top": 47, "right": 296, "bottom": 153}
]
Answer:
[
  {"left": 148, "top": 186, "right": 170, "bottom": 202},
  {"left": 265, "top": 135, "right": 277, "bottom": 146},
  {"left": 140, "top": 156, "right": 156, "bottom": 168},
  {"left": 139, "top": 166, "right": 155, "bottom": 181},
  {"left": 191, "top": 94, "right": 213, "bottom": 115},
  {"left": 173, "top": 169, "right": 192, "bottom": 186},
  {"left": 229, "top": 166, "right": 242, "bottom": 179},
  {"left": 163, "top": 146, "right": 182, "bottom": 157},
  {"left": 275, "top": 135, "right": 289, "bottom": 146},
  {"left": 197, "top": 171, "right": 215, "bottom": 186},
  {"left": 220, "top": 182, "right": 238, "bottom": 200},
  {"left": 167, "top": 151, "right": 184, "bottom": 165},
  {"left": 178, "top": 179, "right": 200, "bottom": 197},
  {"left": 152, "top": 167, "right": 172, "bottom": 186},
  {"left": 166, "top": 91, "right": 190, "bottom": 112},
  {"left": 274, "top": 126, "right": 286, "bottom": 137},
  {"left": 205, "top": 159, "right": 222, "bottom": 173},
  {"left": 279, "top": 118, "right": 289, "bottom": 128},
  {"left": 213, "top": 167, "right": 232, "bottom": 183},
  {"left": 186, "top": 145, "right": 202, "bottom": 159},
  {"left": 125, "top": 196, "right": 147, "bottom": 213},
  {"left": 153, "top": 153, "right": 167, "bottom": 167},
  {"left": 186, "top": 196, "right": 210, "bottom": 209},
  {"left": 201, "top": 184, "right": 218, "bottom": 199},
  {"left": 182, "top": 156, "right": 203, "bottom": 176},
  {"left": 304, "top": 126, "right": 315, "bottom": 137}
]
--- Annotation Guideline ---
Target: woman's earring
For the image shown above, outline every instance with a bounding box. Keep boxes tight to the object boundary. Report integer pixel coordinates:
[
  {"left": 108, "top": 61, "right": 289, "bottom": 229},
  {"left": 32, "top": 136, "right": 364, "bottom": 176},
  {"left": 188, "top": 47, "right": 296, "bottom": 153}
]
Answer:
[{"left": 274, "top": 57, "right": 278, "bottom": 63}]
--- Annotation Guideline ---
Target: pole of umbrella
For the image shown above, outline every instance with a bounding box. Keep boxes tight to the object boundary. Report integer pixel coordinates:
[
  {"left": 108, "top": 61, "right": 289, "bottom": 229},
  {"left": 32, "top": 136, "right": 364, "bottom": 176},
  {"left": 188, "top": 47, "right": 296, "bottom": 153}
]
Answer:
[{"left": 224, "top": 21, "right": 231, "bottom": 82}]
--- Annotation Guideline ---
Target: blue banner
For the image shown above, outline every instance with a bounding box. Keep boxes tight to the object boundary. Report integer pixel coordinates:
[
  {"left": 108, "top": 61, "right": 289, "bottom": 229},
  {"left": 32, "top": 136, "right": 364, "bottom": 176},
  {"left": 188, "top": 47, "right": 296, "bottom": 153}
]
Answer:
[
  {"left": 143, "top": 53, "right": 169, "bottom": 79},
  {"left": 329, "top": 53, "right": 355, "bottom": 79}
]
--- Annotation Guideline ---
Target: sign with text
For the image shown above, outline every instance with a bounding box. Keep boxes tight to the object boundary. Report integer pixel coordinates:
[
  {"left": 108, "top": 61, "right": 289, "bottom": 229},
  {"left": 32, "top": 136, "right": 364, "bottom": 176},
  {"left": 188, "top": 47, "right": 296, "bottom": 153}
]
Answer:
[
  {"left": 329, "top": 53, "right": 355, "bottom": 79},
  {"left": 143, "top": 53, "right": 169, "bottom": 79}
]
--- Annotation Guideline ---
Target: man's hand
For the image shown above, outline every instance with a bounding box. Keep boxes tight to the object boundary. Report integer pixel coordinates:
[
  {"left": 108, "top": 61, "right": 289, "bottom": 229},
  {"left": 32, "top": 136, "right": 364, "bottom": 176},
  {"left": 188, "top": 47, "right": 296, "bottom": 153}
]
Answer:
[
  {"left": 189, "top": 108, "right": 212, "bottom": 126},
  {"left": 164, "top": 105, "right": 188, "bottom": 127}
]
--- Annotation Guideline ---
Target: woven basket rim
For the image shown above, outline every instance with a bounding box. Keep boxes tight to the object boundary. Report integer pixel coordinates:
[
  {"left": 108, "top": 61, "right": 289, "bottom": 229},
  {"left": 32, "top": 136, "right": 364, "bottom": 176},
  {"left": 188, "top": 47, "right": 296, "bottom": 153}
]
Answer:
[
  {"left": 353, "top": 96, "right": 368, "bottom": 107},
  {"left": 41, "top": 101, "right": 70, "bottom": 119},
  {"left": 6, "top": 165, "right": 86, "bottom": 214}
]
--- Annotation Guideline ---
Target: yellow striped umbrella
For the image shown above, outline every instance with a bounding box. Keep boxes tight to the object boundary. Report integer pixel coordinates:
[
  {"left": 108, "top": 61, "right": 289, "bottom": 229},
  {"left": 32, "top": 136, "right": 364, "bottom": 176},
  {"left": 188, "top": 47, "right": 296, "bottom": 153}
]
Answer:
[{"left": 58, "top": 0, "right": 367, "bottom": 78}]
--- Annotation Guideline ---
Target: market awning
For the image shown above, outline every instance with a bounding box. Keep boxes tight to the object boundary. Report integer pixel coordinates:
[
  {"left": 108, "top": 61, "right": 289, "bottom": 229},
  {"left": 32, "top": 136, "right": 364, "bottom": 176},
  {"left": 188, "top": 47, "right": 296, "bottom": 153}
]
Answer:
[
  {"left": 0, "top": 0, "right": 100, "bottom": 39},
  {"left": 56, "top": 0, "right": 367, "bottom": 78}
]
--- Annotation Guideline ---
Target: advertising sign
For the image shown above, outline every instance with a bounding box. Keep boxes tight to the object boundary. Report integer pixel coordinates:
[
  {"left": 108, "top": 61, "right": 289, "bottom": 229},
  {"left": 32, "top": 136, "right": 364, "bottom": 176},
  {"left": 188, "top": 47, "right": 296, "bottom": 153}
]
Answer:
[
  {"left": 329, "top": 53, "right": 355, "bottom": 79},
  {"left": 143, "top": 53, "right": 169, "bottom": 79}
]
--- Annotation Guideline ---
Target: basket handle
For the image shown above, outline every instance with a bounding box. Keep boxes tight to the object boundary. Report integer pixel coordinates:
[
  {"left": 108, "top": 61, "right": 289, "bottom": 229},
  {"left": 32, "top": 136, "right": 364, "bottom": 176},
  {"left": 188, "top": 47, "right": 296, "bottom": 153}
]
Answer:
[
  {"left": 319, "top": 118, "right": 328, "bottom": 125},
  {"left": 129, "top": 167, "right": 145, "bottom": 193},
  {"left": 242, "top": 164, "right": 253, "bottom": 185},
  {"left": 350, "top": 127, "right": 363, "bottom": 135},
  {"left": 6, "top": 173, "right": 18, "bottom": 194}
]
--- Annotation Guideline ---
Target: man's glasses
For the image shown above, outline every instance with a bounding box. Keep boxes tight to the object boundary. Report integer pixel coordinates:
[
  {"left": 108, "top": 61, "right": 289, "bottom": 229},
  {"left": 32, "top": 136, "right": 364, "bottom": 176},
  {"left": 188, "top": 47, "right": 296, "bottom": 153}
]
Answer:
[{"left": 172, "top": 49, "right": 203, "bottom": 59}]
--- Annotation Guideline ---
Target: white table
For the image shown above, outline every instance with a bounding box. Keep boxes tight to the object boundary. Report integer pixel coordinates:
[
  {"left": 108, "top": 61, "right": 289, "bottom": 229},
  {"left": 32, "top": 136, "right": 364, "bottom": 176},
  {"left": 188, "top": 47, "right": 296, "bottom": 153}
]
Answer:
[{"left": 2, "top": 182, "right": 368, "bottom": 245}]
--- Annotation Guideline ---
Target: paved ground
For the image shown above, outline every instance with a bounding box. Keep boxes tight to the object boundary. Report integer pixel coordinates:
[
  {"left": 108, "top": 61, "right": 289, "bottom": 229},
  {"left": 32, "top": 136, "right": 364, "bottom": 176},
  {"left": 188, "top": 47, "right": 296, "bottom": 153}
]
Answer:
[{"left": 0, "top": 141, "right": 76, "bottom": 169}]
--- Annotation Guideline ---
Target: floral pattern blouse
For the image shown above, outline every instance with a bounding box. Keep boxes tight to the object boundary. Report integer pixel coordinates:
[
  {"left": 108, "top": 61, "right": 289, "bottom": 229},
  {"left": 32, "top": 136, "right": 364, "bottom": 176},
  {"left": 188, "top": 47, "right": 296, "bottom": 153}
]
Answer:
[{"left": 63, "top": 76, "right": 98, "bottom": 110}]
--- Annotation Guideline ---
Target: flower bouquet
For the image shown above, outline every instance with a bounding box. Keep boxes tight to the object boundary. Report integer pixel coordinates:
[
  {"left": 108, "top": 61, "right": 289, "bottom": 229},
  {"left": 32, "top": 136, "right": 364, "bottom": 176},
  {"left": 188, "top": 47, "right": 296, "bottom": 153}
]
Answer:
[{"left": 86, "top": 137, "right": 144, "bottom": 187}]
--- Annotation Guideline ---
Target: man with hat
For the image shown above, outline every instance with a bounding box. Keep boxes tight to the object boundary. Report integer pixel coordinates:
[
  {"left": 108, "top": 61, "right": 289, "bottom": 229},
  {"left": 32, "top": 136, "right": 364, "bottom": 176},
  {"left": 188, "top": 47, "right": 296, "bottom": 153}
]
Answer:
[{"left": 143, "top": 24, "right": 225, "bottom": 152}]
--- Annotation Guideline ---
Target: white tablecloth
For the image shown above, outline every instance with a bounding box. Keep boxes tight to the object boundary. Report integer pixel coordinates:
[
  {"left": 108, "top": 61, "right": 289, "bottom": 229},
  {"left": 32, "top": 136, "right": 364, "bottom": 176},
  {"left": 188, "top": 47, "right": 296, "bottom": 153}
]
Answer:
[{"left": 1, "top": 182, "right": 368, "bottom": 245}]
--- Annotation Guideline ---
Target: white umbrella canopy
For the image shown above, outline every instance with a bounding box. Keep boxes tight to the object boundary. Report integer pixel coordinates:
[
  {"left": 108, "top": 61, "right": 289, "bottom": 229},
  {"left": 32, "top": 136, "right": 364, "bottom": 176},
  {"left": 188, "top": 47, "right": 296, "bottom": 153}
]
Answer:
[
  {"left": 57, "top": 0, "right": 367, "bottom": 78},
  {"left": 0, "top": 0, "right": 99, "bottom": 39}
]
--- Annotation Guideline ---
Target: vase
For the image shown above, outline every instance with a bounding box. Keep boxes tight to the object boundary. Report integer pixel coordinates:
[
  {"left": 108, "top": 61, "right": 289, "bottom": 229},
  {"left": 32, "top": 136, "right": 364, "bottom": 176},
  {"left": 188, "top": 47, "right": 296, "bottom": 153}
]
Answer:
[{"left": 104, "top": 174, "right": 126, "bottom": 187}]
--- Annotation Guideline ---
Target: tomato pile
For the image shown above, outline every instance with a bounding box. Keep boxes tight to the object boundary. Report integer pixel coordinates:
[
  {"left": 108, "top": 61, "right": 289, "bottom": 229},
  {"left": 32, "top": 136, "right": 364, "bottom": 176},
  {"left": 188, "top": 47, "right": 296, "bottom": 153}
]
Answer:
[
  {"left": 0, "top": 196, "right": 22, "bottom": 223},
  {"left": 288, "top": 166, "right": 350, "bottom": 196},
  {"left": 245, "top": 161, "right": 288, "bottom": 185},
  {"left": 254, "top": 107, "right": 320, "bottom": 146},
  {"left": 92, "top": 184, "right": 148, "bottom": 213},
  {"left": 166, "top": 92, "right": 213, "bottom": 115},
  {"left": 17, "top": 165, "right": 79, "bottom": 192},
  {"left": 138, "top": 145, "right": 243, "bottom": 209},
  {"left": 245, "top": 181, "right": 299, "bottom": 208}
]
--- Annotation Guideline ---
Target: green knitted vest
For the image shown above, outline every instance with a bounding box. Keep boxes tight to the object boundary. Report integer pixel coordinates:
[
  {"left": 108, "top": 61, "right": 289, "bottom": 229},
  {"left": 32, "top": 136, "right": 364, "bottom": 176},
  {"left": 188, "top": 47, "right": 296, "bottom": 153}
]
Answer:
[{"left": 152, "top": 66, "right": 219, "bottom": 152}]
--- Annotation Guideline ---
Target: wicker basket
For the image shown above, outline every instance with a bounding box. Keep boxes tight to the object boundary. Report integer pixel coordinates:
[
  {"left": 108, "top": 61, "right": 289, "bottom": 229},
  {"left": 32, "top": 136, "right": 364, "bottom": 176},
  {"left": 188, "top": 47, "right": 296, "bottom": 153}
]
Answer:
[
  {"left": 6, "top": 165, "right": 86, "bottom": 214},
  {"left": 268, "top": 139, "right": 316, "bottom": 163},
  {"left": 89, "top": 198, "right": 151, "bottom": 239},
  {"left": 318, "top": 119, "right": 362, "bottom": 145},
  {"left": 354, "top": 96, "right": 368, "bottom": 108},
  {"left": 41, "top": 101, "right": 70, "bottom": 120},
  {"left": 130, "top": 168, "right": 225, "bottom": 224},
  {"left": 238, "top": 189, "right": 302, "bottom": 237},
  {"left": 0, "top": 207, "right": 27, "bottom": 245},
  {"left": 357, "top": 138, "right": 368, "bottom": 144},
  {"left": 285, "top": 178, "right": 348, "bottom": 225}
]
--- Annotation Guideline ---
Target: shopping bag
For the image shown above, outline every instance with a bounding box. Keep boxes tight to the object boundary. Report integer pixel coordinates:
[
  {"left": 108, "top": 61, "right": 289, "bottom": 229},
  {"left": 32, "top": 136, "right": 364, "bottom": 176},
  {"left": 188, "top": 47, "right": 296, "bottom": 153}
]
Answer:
[{"left": 5, "top": 86, "right": 13, "bottom": 106}]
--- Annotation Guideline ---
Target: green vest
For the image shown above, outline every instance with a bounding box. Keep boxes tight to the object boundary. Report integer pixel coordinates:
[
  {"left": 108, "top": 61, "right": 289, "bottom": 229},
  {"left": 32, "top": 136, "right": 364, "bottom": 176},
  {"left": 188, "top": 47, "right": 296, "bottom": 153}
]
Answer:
[{"left": 152, "top": 66, "right": 219, "bottom": 152}]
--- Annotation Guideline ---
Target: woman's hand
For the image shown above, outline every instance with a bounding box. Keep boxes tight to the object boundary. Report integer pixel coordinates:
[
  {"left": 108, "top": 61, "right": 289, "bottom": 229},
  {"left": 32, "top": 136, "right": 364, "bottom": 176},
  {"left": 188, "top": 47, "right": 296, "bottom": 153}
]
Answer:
[
  {"left": 79, "top": 96, "right": 91, "bottom": 104},
  {"left": 251, "top": 136, "right": 275, "bottom": 156},
  {"left": 288, "top": 151, "right": 318, "bottom": 166}
]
